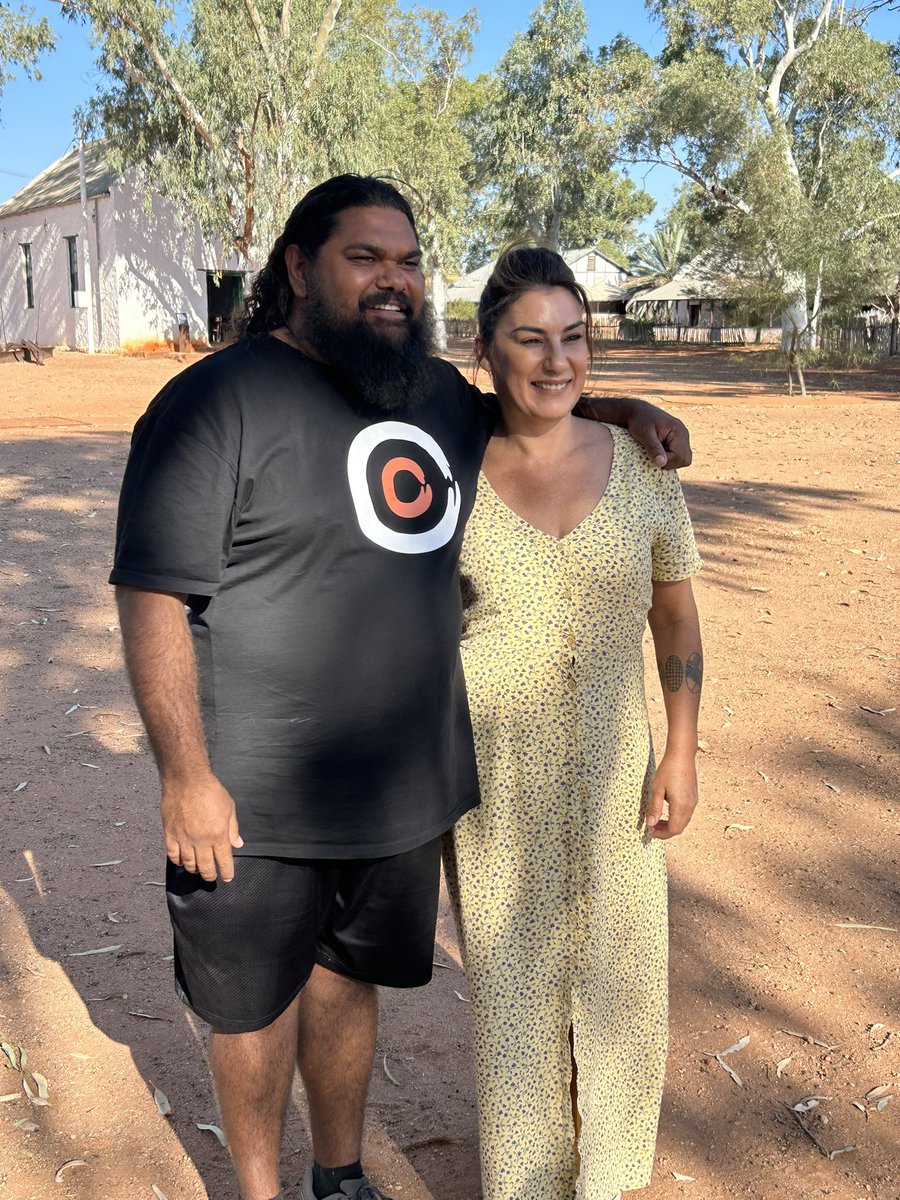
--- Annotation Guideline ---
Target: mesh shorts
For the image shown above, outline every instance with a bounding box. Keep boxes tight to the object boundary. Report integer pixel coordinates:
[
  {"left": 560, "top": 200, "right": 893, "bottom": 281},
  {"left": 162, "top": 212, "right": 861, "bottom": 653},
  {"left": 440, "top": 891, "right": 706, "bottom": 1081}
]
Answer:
[{"left": 166, "top": 836, "right": 442, "bottom": 1033}]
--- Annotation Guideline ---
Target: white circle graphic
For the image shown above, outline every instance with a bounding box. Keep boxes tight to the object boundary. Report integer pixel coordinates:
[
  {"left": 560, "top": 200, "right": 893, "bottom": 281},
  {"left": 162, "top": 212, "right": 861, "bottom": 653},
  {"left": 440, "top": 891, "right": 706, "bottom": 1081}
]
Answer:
[{"left": 347, "top": 421, "right": 461, "bottom": 554}]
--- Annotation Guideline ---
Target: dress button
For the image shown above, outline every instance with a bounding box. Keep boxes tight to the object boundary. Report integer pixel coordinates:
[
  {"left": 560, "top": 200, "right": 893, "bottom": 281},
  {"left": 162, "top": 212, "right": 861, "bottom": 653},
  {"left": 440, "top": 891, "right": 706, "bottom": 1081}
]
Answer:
[{"left": 565, "top": 634, "right": 576, "bottom": 648}]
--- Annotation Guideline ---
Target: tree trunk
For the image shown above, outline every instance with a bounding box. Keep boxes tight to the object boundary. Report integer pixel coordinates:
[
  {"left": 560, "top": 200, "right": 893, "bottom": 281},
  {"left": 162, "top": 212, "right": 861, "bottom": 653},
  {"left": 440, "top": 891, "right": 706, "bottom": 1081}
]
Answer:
[
  {"left": 809, "top": 259, "right": 824, "bottom": 351},
  {"left": 545, "top": 209, "right": 562, "bottom": 253},
  {"left": 429, "top": 259, "right": 448, "bottom": 354},
  {"left": 781, "top": 281, "right": 808, "bottom": 353},
  {"left": 785, "top": 326, "right": 807, "bottom": 397}
]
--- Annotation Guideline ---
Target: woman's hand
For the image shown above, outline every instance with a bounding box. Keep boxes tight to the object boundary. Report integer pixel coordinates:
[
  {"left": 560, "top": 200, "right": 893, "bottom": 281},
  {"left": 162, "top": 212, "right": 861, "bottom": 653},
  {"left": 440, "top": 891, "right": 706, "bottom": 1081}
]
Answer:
[{"left": 646, "top": 748, "right": 698, "bottom": 839}]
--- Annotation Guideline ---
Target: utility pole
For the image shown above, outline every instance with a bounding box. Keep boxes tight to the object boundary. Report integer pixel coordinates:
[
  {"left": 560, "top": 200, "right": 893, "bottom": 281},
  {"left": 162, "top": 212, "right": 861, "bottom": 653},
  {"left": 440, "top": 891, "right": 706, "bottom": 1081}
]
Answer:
[{"left": 77, "top": 141, "right": 96, "bottom": 354}]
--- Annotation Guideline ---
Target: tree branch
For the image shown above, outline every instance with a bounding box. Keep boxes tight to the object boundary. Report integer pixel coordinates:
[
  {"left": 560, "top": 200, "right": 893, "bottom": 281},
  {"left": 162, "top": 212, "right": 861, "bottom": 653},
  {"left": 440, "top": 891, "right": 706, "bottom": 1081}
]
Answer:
[
  {"left": 235, "top": 128, "right": 254, "bottom": 259},
  {"left": 243, "top": 0, "right": 273, "bottom": 64},
  {"left": 622, "top": 151, "right": 752, "bottom": 213},
  {"left": 848, "top": 210, "right": 900, "bottom": 237},
  {"left": 360, "top": 32, "right": 417, "bottom": 84},
  {"left": 809, "top": 112, "right": 833, "bottom": 200},
  {"left": 113, "top": 9, "right": 217, "bottom": 150},
  {"left": 303, "top": 0, "right": 343, "bottom": 89},
  {"left": 766, "top": 0, "right": 833, "bottom": 119}
]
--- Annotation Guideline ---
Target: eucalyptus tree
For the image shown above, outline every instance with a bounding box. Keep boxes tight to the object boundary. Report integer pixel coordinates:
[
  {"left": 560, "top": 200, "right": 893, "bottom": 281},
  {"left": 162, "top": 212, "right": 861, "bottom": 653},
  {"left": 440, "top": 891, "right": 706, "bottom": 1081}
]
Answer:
[
  {"left": 604, "top": 0, "right": 900, "bottom": 375},
  {"left": 1, "top": 2, "right": 55, "bottom": 116},
  {"left": 374, "top": 5, "right": 479, "bottom": 349},
  {"left": 61, "top": 0, "right": 395, "bottom": 266},
  {"left": 472, "top": 0, "right": 653, "bottom": 253}
]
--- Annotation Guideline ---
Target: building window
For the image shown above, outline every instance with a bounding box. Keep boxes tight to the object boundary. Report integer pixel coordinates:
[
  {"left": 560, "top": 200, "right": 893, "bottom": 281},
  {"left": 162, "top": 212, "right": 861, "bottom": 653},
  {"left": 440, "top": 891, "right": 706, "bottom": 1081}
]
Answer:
[
  {"left": 587, "top": 254, "right": 596, "bottom": 272},
  {"left": 65, "top": 235, "right": 79, "bottom": 307},
  {"left": 21, "top": 243, "right": 34, "bottom": 309}
]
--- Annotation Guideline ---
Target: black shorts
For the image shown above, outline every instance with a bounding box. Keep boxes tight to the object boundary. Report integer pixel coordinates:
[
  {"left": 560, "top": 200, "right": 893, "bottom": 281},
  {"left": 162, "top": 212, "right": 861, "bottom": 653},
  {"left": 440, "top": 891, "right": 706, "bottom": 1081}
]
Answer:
[{"left": 166, "top": 836, "right": 442, "bottom": 1033}]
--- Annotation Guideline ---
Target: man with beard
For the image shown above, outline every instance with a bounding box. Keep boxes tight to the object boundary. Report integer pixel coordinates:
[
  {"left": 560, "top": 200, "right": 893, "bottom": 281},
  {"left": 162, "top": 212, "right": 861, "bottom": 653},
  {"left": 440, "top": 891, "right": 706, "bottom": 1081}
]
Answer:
[{"left": 110, "top": 176, "right": 690, "bottom": 1200}]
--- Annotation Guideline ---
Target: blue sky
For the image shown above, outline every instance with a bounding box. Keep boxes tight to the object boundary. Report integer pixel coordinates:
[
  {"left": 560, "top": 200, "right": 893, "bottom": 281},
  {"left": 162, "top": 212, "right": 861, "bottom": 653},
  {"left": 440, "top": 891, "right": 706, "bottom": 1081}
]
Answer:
[{"left": 0, "top": 1, "right": 896, "bottom": 220}]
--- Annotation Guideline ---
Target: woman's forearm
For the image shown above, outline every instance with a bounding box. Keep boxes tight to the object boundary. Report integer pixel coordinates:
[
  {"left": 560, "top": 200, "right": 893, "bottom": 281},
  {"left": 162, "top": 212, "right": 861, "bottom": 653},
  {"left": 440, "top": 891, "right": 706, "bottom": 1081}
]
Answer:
[
  {"left": 651, "top": 619, "right": 702, "bottom": 751},
  {"left": 647, "top": 582, "right": 703, "bottom": 753}
]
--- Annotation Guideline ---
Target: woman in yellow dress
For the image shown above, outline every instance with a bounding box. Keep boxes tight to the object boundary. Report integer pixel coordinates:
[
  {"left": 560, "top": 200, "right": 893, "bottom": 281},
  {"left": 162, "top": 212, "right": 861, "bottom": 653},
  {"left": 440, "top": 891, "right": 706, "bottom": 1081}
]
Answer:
[{"left": 444, "top": 247, "right": 703, "bottom": 1200}]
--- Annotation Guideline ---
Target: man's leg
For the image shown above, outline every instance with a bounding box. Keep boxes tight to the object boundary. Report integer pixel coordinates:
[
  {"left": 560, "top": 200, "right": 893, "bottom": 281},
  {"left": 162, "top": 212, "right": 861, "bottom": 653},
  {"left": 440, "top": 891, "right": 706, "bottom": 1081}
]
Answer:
[
  {"left": 296, "top": 963, "right": 378, "bottom": 1167},
  {"left": 209, "top": 996, "right": 301, "bottom": 1200}
]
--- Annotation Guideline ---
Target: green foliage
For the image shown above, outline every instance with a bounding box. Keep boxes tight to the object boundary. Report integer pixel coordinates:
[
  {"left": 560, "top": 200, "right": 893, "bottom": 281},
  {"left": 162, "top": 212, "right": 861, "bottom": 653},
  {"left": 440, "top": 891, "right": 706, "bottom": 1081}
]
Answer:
[
  {"left": 63, "top": 0, "right": 396, "bottom": 263},
  {"left": 375, "top": 6, "right": 479, "bottom": 279},
  {"left": 470, "top": 0, "right": 653, "bottom": 253},
  {"left": 446, "top": 298, "right": 477, "bottom": 318},
  {"left": 618, "top": 315, "right": 656, "bottom": 343},
  {"left": 0, "top": 2, "right": 55, "bottom": 113},
  {"left": 606, "top": 0, "right": 900, "bottom": 352},
  {"left": 630, "top": 219, "right": 693, "bottom": 284}
]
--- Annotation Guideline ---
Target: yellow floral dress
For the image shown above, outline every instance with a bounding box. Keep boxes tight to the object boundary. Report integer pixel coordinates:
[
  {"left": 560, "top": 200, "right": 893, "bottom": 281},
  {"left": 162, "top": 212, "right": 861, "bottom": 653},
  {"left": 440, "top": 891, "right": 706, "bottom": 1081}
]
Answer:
[{"left": 444, "top": 425, "right": 702, "bottom": 1200}]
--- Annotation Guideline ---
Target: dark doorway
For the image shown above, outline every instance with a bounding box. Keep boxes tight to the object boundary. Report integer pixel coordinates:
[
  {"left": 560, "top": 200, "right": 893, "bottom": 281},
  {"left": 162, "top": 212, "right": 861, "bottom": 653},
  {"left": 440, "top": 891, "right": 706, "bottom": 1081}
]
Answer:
[{"left": 206, "top": 271, "right": 245, "bottom": 343}]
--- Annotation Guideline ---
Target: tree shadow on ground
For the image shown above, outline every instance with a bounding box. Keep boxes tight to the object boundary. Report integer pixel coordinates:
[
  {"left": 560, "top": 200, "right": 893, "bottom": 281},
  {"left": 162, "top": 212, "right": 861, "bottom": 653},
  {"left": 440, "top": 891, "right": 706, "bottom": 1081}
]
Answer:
[
  {"left": 1, "top": 431, "right": 897, "bottom": 1200},
  {"left": 680, "top": 478, "right": 898, "bottom": 591}
]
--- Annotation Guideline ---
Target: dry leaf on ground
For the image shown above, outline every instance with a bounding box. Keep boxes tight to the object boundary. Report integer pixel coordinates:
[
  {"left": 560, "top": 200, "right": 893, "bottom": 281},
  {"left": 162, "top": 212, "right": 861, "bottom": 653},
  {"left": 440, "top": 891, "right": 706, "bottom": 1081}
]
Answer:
[
  {"left": 196, "top": 1122, "right": 228, "bottom": 1147},
  {"left": 54, "top": 1159, "right": 87, "bottom": 1183},
  {"left": 383, "top": 1054, "right": 400, "bottom": 1086},
  {"left": 65, "top": 944, "right": 123, "bottom": 957}
]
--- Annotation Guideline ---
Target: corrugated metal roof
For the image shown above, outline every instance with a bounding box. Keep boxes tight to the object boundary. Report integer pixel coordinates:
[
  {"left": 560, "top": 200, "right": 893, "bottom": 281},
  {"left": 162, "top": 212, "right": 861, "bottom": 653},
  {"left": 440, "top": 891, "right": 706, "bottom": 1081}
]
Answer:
[
  {"left": 631, "top": 278, "right": 724, "bottom": 302},
  {"left": 0, "top": 143, "right": 118, "bottom": 220},
  {"left": 630, "top": 251, "right": 734, "bottom": 303},
  {"left": 585, "top": 281, "right": 627, "bottom": 302}
]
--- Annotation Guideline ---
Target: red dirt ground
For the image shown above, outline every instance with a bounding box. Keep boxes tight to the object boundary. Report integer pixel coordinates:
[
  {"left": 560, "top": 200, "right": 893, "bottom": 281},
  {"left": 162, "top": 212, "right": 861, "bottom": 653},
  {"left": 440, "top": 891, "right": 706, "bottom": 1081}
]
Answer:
[{"left": 0, "top": 343, "right": 897, "bottom": 1200}]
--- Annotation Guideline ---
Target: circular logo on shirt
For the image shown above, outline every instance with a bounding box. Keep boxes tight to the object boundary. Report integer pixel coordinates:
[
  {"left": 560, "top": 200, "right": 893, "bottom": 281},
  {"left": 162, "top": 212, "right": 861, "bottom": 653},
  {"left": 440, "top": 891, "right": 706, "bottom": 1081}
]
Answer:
[{"left": 347, "top": 422, "right": 461, "bottom": 554}]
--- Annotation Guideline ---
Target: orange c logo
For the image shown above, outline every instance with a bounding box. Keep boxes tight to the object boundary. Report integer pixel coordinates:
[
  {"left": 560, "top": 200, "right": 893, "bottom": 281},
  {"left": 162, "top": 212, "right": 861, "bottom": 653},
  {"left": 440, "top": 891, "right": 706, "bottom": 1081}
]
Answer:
[{"left": 381, "top": 457, "right": 433, "bottom": 518}]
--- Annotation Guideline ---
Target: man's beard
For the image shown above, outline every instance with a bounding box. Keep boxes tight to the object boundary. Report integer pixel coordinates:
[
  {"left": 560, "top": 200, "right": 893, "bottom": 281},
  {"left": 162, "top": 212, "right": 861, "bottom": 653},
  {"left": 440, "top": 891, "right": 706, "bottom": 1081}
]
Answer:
[{"left": 301, "top": 277, "right": 437, "bottom": 412}]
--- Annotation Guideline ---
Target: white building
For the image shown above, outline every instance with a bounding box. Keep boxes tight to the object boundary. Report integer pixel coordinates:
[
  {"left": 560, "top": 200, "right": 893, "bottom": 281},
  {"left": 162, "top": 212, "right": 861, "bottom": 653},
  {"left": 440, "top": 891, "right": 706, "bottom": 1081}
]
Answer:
[
  {"left": 0, "top": 143, "right": 247, "bottom": 351},
  {"left": 448, "top": 247, "right": 633, "bottom": 315},
  {"left": 627, "top": 254, "right": 781, "bottom": 343}
]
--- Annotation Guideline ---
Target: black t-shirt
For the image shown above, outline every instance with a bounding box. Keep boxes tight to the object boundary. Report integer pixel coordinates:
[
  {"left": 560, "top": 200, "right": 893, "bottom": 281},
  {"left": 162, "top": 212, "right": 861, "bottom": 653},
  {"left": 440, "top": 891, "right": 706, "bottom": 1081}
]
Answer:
[{"left": 110, "top": 336, "right": 490, "bottom": 858}]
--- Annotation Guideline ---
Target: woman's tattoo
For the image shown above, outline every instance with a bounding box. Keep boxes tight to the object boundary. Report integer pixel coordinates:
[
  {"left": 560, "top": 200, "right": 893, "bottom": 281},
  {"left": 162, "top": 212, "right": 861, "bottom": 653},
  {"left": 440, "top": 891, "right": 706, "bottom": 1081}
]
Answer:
[
  {"left": 686, "top": 651, "right": 703, "bottom": 693},
  {"left": 657, "top": 652, "right": 703, "bottom": 693},
  {"left": 662, "top": 655, "right": 683, "bottom": 692}
]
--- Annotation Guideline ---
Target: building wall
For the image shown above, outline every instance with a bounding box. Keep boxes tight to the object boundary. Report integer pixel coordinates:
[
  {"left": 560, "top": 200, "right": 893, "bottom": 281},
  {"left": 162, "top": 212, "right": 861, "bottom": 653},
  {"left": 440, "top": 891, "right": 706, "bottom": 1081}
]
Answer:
[
  {"left": 567, "top": 251, "right": 629, "bottom": 289},
  {"left": 109, "top": 175, "right": 233, "bottom": 348},
  {"left": 0, "top": 172, "right": 246, "bottom": 350},
  {"left": 0, "top": 195, "right": 107, "bottom": 349}
]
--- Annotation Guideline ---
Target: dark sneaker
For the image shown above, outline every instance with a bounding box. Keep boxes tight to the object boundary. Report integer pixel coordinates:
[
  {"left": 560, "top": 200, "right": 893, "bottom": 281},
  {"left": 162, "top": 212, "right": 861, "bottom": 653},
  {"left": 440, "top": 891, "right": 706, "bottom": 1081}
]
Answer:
[{"left": 300, "top": 1166, "right": 393, "bottom": 1200}]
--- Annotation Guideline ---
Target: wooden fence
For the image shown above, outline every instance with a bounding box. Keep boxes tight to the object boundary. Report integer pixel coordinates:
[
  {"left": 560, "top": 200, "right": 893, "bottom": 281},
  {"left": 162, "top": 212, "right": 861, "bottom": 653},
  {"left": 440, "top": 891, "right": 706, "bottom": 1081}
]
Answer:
[
  {"left": 445, "top": 318, "right": 764, "bottom": 344},
  {"left": 819, "top": 320, "right": 898, "bottom": 357},
  {"left": 445, "top": 316, "right": 898, "bottom": 356}
]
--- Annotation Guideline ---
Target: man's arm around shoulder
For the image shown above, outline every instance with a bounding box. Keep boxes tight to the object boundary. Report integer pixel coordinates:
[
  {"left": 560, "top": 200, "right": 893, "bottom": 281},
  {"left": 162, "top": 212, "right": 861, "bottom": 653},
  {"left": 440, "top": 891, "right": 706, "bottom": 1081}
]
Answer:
[
  {"left": 575, "top": 395, "right": 692, "bottom": 469},
  {"left": 116, "top": 585, "right": 242, "bottom": 882}
]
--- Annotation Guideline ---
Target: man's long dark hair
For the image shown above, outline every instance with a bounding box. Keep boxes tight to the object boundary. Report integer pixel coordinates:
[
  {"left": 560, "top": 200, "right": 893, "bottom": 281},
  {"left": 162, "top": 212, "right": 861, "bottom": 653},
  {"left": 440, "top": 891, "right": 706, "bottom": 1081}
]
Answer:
[{"left": 235, "top": 175, "right": 419, "bottom": 339}]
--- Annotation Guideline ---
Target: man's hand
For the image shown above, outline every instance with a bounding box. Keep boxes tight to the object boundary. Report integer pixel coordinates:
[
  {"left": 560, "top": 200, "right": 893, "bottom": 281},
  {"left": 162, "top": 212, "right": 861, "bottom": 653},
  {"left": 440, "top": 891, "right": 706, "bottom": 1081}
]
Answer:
[
  {"left": 627, "top": 398, "right": 692, "bottom": 469},
  {"left": 574, "top": 395, "right": 692, "bottom": 468},
  {"left": 645, "top": 750, "right": 698, "bottom": 840},
  {"left": 116, "top": 586, "right": 244, "bottom": 883},
  {"left": 161, "top": 773, "right": 243, "bottom": 882}
]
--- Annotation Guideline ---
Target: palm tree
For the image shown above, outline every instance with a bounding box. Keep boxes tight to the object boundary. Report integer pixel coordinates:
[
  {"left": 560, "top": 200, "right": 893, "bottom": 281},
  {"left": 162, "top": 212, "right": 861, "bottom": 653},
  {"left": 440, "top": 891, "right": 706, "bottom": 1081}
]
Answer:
[{"left": 629, "top": 220, "right": 691, "bottom": 288}]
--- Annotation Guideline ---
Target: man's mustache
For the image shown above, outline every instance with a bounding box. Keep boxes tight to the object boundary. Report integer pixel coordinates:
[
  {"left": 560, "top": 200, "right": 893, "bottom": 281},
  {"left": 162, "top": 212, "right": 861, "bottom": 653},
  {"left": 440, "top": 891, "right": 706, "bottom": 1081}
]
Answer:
[{"left": 359, "top": 291, "right": 413, "bottom": 316}]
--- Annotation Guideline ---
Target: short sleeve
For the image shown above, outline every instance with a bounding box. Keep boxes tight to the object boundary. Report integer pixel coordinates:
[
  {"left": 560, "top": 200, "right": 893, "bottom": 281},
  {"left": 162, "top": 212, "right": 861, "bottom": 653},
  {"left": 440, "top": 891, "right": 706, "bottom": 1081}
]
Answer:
[
  {"left": 651, "top": 468, "right": 702, "bottom": 582},
  {"left": 109, "top": 368, "right": 241, "bottom": 596}
]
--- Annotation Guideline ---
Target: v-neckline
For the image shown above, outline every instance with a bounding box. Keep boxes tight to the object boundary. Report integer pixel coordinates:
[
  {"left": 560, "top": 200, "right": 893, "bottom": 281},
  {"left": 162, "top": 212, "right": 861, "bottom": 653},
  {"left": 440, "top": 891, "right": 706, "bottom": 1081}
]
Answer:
[{"left": 478, "top": 425, "right": 619, "bottom": 543}]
